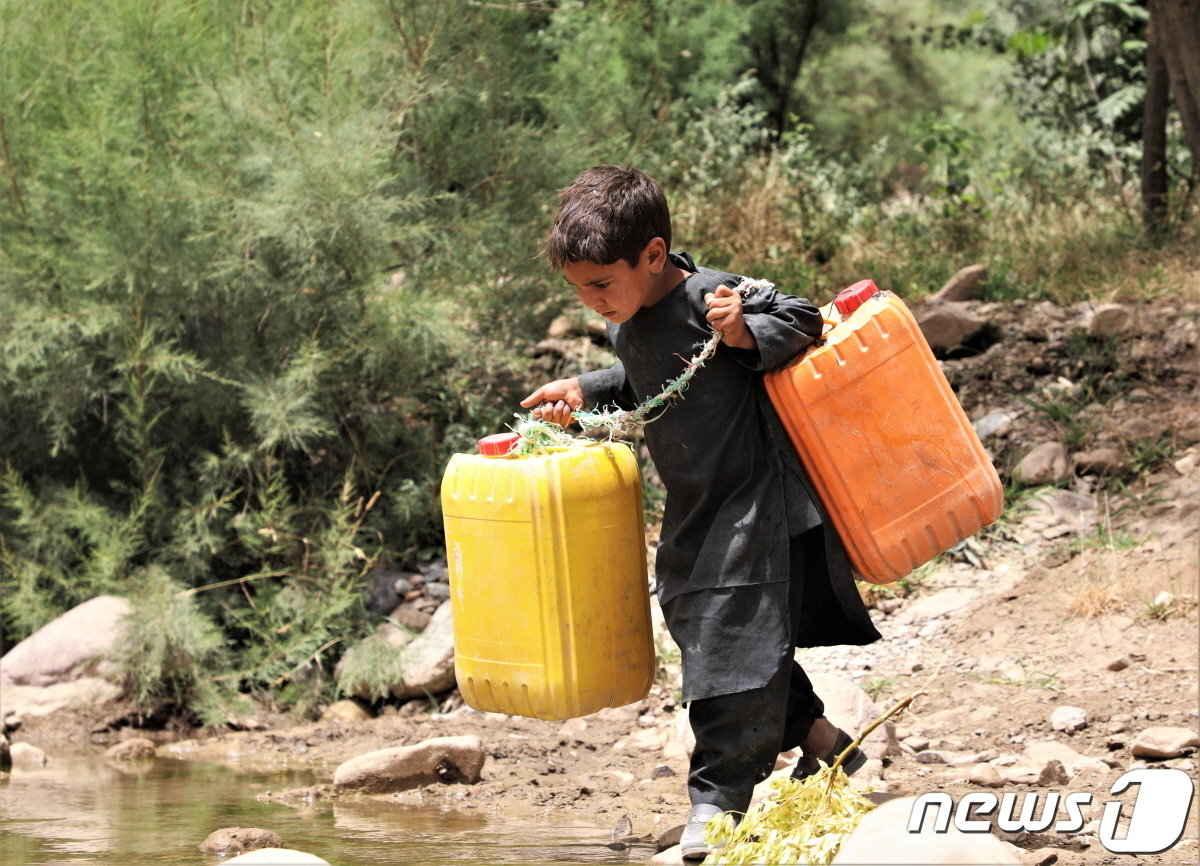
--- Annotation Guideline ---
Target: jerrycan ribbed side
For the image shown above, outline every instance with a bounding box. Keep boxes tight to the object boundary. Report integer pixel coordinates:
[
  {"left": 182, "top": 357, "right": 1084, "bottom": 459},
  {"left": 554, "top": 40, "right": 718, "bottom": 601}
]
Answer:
[
  {"left": 765, "top": 282, "right": 1004, "bottom": 584},
  {"left": 441, "top": 437, "right": 654, "bottom": 720}
]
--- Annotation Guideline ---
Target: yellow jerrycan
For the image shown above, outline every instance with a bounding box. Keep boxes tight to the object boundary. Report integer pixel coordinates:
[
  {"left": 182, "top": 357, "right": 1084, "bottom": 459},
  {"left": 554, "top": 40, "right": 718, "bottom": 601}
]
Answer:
[
  {"left": 441, "top": 433, "right": 654, "bottom": 720},
  {"left": 765, "top": 280, "right": 1004, "bottom": 584}
]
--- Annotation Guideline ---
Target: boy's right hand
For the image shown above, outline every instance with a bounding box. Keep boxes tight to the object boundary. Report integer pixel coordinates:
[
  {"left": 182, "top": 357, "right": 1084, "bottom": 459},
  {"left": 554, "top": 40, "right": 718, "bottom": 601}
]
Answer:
[{"left": 520, "top": 378, "right": 584, "bottom": 427}]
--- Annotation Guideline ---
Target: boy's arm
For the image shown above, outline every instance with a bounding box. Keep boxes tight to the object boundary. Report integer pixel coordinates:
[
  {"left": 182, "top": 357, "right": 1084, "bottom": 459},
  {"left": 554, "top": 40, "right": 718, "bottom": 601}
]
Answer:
[
  {"left": 727, "top": 287, "right": 823, "bottom": 372},
  {"left": 520, "top": 363, "right": 634, "bottom": 426},
  {"left": 578, "top": 362, "right": 636, "bottom": 411}
]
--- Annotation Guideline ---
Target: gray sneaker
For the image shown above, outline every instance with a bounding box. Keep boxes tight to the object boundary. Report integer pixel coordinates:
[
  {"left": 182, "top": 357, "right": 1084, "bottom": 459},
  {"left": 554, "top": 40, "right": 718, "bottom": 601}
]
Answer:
[{"left": 679, "top": 803, "right": 725, "bottom": 861}]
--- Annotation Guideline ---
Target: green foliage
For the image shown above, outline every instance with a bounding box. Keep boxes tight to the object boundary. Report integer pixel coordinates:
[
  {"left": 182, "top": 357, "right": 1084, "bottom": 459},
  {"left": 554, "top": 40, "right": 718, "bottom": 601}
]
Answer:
[
  {"left": 116, "top": 567, "right": 229, "bottom": 724},
  {"left": 335, "top": 636, "right": 409, "bottom": 703}
]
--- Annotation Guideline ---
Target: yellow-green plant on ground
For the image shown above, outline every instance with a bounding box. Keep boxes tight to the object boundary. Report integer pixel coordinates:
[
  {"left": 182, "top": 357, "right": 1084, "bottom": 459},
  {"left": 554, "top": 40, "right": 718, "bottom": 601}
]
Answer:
[
  {"left": 704, "top": 692, "right": 925, "bottom": 865},
  {"left": 705, "top": 770, "right": 874, "bottom": 865}
]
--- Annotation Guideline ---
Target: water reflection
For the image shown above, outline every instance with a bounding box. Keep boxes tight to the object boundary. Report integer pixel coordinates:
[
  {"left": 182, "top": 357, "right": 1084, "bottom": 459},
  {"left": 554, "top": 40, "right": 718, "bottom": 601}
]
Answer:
[{"left": 0, "top": 757, "right": 640, "bottom": 865}]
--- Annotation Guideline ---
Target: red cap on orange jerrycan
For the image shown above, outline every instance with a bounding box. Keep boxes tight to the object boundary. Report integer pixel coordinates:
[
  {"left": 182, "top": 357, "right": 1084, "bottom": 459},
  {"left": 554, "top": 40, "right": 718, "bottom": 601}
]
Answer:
[
  {"left": 477, "top": 432, "right": 520, "bottom": 457},
  {"left": 834, "top": 279, "right": 879, "bottom": 316}
]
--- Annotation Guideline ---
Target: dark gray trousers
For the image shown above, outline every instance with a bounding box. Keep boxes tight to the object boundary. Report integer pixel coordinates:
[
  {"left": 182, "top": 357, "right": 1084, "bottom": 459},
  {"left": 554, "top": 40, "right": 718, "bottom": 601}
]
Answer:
[{"left": 685, "top": 528, "right": 829, "bottom": 814}]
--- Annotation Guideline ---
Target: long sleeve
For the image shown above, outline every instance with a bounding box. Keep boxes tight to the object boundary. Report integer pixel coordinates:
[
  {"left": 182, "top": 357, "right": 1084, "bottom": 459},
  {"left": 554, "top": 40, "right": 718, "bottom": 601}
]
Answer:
[
  {"left": 576, "top": 361, "right": 637, "bottom": 411},
  {"left": 733, "top": 287, "right": 824, "bottom": 372}
]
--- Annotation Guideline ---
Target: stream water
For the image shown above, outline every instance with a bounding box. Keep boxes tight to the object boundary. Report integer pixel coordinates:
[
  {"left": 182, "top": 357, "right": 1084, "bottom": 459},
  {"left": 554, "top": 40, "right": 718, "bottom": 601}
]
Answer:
[{"left": 0, "top": 757, "right": 639, "bottom": 865}]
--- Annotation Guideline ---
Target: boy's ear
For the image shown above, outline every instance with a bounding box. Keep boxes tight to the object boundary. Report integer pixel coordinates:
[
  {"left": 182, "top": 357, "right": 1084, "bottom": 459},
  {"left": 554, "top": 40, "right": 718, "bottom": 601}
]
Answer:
[{"left": 643, "top": 237, "right": 668, "bottom": 273}]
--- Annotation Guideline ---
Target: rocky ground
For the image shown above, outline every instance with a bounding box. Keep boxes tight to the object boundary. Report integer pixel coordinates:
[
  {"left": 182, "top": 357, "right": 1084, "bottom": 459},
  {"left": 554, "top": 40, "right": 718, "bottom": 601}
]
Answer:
[{"left": 4, "top": 283, "right": 1199, "bottom": 864}]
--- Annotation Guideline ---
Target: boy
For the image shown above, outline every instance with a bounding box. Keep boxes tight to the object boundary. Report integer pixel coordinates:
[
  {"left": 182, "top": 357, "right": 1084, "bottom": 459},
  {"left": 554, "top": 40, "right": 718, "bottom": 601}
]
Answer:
[{"left": 521, "top": 165, "right": 880, "bottom": 860}]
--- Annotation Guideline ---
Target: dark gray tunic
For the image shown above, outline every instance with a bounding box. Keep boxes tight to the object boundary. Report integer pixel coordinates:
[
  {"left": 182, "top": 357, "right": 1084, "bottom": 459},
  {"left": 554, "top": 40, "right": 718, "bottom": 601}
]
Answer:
[{"left": 577, "top": 252, "right": 880, "bottom": 702}]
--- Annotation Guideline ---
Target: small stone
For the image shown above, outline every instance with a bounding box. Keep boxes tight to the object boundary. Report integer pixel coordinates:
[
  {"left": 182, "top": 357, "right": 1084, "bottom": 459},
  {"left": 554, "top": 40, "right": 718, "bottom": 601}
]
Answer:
[
  {"left": 1050, "top": 706, "right": 1088, "bottom": 734},
  {"left": 200, "top": 828, "right": 285, "bottom": 856},
  {"left": 1072, "top": 448, "right": 1123, "bottom": 476},
  {"left": 973, "top": 409, "right": 1017, "bottom": 440},
  {"left": 320, "top": 700, "right": 372, "bottom": 724},
  {"left": 969, "top": 762, "right": 1005, "bottom": 788},
  {"left": 1130, "top": 727, "right": 1200, "bottom": 759},
  {"left": 1014, "top": 442, "right": 1069, "bottom": 485},
  {"left": 1038, "top": 759, "right": 1070, "bottom": 787},
  {"left": 1088, "top": 303, "right": 1132, "bottom": 339},
  {"left": 389, "top": 601, "right": 432, "bottom": 632},
  {"left": 105, "top": 738, "right": 156, "bottom": 760},
  {"left": 9, "top": 742, "right": 47, "bottom": 767},
  {"left": 1106, "top": 656, "right": 1131, "bottom": 672},
  {"left": 557, "top": 717, "right": 588, "bottom": 745}
]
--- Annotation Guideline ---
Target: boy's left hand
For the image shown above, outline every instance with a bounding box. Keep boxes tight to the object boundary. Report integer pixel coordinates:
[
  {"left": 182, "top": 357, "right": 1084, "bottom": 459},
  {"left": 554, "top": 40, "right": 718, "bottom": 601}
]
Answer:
[{"left": 705, "top": 286, "right": 757, "bottom": 350}]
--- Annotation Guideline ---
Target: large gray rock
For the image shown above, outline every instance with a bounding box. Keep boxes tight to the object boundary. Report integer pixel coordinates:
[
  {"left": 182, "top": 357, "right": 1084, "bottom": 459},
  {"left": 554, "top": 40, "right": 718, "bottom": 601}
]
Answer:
[
  {"left": 0, "top": 678, "right": 123, "bottom": 720},
  {"left": 0, "top": 596, "right": 132, "bottom": 687},
  {"left": 833, "top": 797, "right": 1020, "bottom": 865},
  {"left": 223, "top": 849, "right": 330, "bottom": 865},
  {"left": 389, "top": 602, "right": 456, "bottom": 700},
  {"left": 332, "top": 734, "right": 486, "bottom": 794}
]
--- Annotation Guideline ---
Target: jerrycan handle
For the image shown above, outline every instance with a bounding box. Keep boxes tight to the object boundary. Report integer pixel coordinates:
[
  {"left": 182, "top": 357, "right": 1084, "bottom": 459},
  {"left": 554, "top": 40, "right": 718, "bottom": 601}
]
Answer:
[
  {"left": 834, "top": 279, "right": 880, "bottom": 316},
  {"left": 478, "top": 432, "right": 521, "bottom": 457}
]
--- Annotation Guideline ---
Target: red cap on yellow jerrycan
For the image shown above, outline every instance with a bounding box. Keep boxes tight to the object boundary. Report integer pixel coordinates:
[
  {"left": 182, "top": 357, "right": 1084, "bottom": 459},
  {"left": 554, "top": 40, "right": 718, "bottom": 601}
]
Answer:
[
  {"left": 834, "top": 279, "right": 879, "bottom": 316},
  {"left": 477, "top": 432, "right": 520, "bottom": 456}
]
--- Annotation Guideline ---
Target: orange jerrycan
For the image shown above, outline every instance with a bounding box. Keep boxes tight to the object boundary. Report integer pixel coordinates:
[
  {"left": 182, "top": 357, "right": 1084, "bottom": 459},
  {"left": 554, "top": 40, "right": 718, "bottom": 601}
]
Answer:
[
  {"left": 440, "top": 433, "right": 654, "bottom": 720},
  {"left": 765, "top": 280, "right": 1004, "bottom": 584}
]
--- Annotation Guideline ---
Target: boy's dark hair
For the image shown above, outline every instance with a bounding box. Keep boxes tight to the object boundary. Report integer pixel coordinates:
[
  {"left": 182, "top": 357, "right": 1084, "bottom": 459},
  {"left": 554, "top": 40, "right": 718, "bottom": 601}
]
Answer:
[{"left": 542, "top": 165, "right": 672, "bottom": 270}]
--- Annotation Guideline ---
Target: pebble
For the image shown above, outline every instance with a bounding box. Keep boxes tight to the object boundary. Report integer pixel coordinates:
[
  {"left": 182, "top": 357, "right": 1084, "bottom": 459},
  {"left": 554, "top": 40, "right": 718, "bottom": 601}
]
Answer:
[
  {"left": 1037, "top": 759, "right": 1070, "bottom": 787},
  {"left": 1050, "top": 706, "right": 1088, "bottom": 734},
  {"left": 1130, "top": 727, "right": 1200, "bottom": 759},
  {"left": 969, "top": 762, "right": 1005, "bottom": 788},
  {"left": 9, "top": 742, "right": 47, "bottom": 767},
  {"left": 200, "top": 828, "right": 285, "bottom": 856},
  {"left": 105, "top": 738, "right": 157, "bottom": 760}
]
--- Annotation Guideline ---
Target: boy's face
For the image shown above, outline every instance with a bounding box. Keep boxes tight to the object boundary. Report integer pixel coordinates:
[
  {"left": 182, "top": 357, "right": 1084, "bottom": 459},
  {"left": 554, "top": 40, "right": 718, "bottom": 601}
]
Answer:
[{"left": 561, "top": 240, "right": 667, "bottom": 324}]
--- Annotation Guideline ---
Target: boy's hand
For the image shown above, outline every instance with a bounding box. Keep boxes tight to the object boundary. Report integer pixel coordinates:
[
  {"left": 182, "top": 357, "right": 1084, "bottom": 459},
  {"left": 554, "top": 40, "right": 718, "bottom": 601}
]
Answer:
[
  {"left": 705, "top": 286, "right": 757, "bottom": 350},
  {"left": 520, "top": 378, "right": 584, "bottom": 427}
]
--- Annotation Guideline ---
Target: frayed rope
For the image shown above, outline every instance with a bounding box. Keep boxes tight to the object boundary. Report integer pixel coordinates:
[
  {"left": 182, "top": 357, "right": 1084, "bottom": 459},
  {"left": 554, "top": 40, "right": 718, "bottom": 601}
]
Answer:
[{"left": 514, "top": 276, "right": 774, "bottom": 450}]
